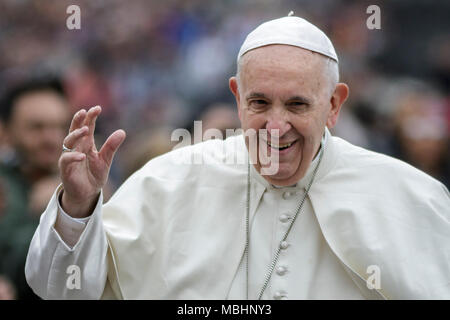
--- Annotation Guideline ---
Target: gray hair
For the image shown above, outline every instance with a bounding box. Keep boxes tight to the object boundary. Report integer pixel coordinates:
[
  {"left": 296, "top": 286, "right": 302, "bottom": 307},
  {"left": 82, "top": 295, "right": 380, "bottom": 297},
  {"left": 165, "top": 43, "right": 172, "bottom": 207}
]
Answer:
[{"left": 324, "top": 57, "right": 339, "bottom": 95}]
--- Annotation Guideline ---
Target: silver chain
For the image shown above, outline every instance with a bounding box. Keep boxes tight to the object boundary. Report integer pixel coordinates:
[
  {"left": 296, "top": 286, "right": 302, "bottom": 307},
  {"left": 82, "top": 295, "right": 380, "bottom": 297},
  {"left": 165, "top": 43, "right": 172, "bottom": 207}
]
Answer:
[
  {"left": 245, "top": 154, "right": 250, "bottom": 300},
  {"left": 245, "top": 142, "right": 325, "bottom": 300}
]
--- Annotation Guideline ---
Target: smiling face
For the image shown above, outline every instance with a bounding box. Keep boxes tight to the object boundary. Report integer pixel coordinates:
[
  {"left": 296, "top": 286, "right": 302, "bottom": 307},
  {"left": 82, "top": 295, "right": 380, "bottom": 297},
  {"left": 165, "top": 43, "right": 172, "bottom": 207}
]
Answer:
[
  {"left": 229, "top": 45, "right": 348, "bottom": 186},
  {"left": 7, "top": 90, "right": 70, "bottom": 174}
]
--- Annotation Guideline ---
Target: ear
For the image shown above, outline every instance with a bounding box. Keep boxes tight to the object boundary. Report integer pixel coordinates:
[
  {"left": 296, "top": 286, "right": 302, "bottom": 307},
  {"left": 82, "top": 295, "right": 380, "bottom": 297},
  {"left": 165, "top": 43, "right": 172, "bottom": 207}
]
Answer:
[
  {"left": 0, "top": 121, "right": 12, "bottom": 146},
  {"left": 229, "top": 76, "right": 242, "bottom": 120},
  {"left": 326, "top": 83, "right": 349, "bottom": 128}
]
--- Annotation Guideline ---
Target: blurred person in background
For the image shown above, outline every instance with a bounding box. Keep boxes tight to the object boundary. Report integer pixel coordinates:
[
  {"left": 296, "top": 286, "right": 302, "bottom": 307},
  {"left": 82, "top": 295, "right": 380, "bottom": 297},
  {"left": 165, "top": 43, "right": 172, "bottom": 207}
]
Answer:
[
  {"left": 391, "top": 82, "right": 449, "bottom": 188},
  {"left": 119, "top": 103, "right": 241, "bottom": 179},
  {"left": 200, "top": 102, "right": 241, "bottom": 139},
  {"left": 0, "top": 275, "right": 16, "bottom": 300},
  {"left": 0, "top": 120, "right": 13, "bottom": 163},
  {"left": 0, "top": 76, "right": 70, "bottom": 299},
  {"left": 120, "top": 127, "right": 175, "bottom": 179}
]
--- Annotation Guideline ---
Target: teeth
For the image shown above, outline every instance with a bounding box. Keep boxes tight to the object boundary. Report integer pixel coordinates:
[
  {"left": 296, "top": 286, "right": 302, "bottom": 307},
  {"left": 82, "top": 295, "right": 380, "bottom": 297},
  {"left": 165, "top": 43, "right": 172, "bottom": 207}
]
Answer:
[{"left": 267, "top": 141, "right": 294, "bottom": 149}]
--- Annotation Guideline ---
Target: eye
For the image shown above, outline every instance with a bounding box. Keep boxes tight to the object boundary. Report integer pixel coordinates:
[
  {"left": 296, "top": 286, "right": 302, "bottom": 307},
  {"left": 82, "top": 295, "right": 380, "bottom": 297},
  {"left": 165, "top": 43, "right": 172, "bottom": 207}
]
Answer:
[
  {"left": 288, "top": 101, "right": 305, "bottom": 107},
  {"left": 287, "top": 101, "right": 308, "bottom": 112},
  {"left": 249, "top": 99, "right": 267, "bottom": 106},
  {"left": 248, "top": 99, "right": 269, "bottom": 112},
  {"left": 29, "top": 122, "right": 45, "bottom": 131}
]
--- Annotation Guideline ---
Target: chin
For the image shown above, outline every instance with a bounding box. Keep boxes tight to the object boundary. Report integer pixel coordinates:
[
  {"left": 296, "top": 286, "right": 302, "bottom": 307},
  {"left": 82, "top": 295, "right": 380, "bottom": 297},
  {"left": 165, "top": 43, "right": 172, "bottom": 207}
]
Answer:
[
  {"left": 262, "top": 166, "right": 299, "bottom": 186},
  {"left": 265, "top": 175, "right": 298, "bottom": 187},
  {"left": 35, "top": 160, "right": 58, "bottom": 173}
]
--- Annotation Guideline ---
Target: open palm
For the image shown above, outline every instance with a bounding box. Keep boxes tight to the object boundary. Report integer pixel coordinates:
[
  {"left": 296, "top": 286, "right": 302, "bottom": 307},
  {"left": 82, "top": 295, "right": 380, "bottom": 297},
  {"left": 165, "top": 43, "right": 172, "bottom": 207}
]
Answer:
[{"left": 59, "top": 106, "right": 126, "bottom": 218}]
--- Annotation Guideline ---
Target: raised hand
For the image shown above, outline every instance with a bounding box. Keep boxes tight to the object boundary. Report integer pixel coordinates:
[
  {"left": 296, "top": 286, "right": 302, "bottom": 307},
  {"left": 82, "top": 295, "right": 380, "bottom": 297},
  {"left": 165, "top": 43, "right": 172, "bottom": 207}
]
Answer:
[{"left": 59, "top": 106, "right": 126, "bottom": 218}]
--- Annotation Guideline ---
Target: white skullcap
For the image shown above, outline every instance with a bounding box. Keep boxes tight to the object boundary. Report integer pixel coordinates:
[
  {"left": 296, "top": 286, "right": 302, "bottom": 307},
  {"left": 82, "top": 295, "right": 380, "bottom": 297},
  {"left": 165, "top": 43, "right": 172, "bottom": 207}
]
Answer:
[{"left": 237, "top": 13, "right": 338, "bottom": 63}]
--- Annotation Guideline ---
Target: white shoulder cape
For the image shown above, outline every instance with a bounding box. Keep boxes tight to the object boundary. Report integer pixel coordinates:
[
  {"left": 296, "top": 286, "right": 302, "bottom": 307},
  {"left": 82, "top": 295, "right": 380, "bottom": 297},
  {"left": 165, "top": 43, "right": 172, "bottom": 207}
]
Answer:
[{"left": 101, "top": 129, "right": 449, "bottom": 299}]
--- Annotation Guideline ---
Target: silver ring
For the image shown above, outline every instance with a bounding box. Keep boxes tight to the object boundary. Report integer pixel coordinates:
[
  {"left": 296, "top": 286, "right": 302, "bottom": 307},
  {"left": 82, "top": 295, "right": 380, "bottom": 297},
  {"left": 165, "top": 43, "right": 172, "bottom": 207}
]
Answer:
[{"left": 62, "top": 144, "right": 73, "bottom": 153}]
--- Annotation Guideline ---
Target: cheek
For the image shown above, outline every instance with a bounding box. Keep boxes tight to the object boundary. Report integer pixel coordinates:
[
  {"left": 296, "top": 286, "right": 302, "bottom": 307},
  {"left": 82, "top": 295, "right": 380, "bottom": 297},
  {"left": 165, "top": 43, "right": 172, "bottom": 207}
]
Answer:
[
  {"left": 291, "top": 115, "right": 325, "bottom": 149},
  {"left": 241, "top": 113, "right": 266, "bottom": 131},
  {"left": 291, "top": 117, "right": 315, "bottom": 136},
  {"left": 12, "top": 126, "right": 33, "bottom": 148},
  {"left": 57, "top": 130, "right": 66, "bottom": 142},
  {"left": 24, "top": 134, "right": 41, "bottom": 150}
]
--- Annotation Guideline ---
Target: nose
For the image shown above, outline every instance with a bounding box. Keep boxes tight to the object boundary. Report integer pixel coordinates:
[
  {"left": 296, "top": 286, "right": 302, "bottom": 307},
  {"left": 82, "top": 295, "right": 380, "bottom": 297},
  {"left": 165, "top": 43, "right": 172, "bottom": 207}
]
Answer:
[
  {"left": 265, "top": 114, "right": 292, "bottom": 139},
  {"left": 42, "top": 125, "right": 65, "bottom": 146}
]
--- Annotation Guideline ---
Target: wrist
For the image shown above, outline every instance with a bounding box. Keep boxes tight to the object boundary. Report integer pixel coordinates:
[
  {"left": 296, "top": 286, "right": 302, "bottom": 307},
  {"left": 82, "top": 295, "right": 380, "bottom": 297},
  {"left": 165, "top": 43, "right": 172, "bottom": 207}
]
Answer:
[{"left": 60, "top": 190, "right": 100, "bottom": 218}]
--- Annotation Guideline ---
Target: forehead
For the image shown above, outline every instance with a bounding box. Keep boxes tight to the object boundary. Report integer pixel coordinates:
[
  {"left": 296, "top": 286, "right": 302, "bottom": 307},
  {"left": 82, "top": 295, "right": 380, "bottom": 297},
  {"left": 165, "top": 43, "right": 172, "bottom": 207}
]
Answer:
[
  {"left": 239, "top": 45, "right": 326, "bottom": 95},
  {"left": 12, "top": 90, "right": 69, "bottom": 123}
]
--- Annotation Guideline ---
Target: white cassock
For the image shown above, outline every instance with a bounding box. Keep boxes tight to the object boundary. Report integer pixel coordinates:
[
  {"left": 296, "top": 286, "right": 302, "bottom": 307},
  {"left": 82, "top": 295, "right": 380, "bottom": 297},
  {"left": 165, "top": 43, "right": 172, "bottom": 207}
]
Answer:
[{"left": 25, "top": 128, "right": 450, "bottom": 299}]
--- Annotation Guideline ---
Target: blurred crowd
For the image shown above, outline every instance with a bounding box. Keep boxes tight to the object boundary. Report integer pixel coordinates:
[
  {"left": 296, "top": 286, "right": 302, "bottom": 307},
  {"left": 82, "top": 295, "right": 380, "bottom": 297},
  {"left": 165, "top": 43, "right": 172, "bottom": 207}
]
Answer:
[{"left": 0, "top": 0, "right": 448, "bottom": 299}]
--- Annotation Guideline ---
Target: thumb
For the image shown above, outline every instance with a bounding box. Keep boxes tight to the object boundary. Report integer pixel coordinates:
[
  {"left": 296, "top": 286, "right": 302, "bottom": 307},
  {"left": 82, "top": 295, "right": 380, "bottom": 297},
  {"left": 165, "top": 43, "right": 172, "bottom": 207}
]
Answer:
[{"left": 99, "top": 129, "right": 126, "bottom": 166}]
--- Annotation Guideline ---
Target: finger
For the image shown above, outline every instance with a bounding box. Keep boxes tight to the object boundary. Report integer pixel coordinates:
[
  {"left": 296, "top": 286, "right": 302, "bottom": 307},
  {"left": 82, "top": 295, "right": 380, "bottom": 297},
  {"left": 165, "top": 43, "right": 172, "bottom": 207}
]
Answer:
[
  {"left": 59, "top": 151, "right": 86, "bottom": 171},
  {"left": 69, "top": 109, "right": 87, "bottom": 133},
  {"left": 99, "top": 129, "right": 126, "bottom": 166},
  {"left": 63, "top": 126, "right": 89, "bottom": 149},
  {"left": 84, "top": 105, "right": 102, "bottom": 137}
]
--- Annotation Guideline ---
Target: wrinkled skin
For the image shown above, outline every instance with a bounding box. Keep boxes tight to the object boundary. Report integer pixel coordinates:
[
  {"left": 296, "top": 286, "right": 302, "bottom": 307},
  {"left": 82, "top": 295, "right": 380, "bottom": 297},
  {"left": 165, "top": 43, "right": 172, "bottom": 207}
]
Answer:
[{"left": 229, "top": 45, "right": 349, "bottom": 186}]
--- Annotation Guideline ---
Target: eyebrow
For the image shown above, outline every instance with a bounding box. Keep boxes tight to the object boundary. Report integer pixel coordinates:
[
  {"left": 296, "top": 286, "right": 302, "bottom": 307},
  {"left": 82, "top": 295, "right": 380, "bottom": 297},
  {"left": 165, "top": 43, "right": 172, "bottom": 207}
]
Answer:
[
  {"left": 286, "top": 96, "right": 312, "bottom": 105},
  {"left": 246, "top": 92, "right": 312, "bottom": 105},
  {"left": 246, "top": 92, "right": 267, "bottom": 100}
]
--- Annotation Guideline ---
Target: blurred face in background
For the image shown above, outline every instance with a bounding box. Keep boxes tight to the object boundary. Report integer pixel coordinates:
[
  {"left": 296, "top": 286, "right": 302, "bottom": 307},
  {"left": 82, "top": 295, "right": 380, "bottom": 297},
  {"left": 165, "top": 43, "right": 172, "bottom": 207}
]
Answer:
[
  {"left": 6, "top": 90, "right": 70, "bottom": 174},
  {"left": 230, "top": 45, "right": 348, "bottom": 186},
  {"left": 395, "top": 93, "right": 448, "bottom": 174}
]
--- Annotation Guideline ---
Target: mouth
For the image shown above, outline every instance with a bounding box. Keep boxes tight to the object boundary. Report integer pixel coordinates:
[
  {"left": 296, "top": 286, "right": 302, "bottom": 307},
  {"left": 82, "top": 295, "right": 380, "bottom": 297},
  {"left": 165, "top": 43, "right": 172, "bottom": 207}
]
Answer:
[{"left": 266, "top": 140, "right": 297, "bottom": 151}]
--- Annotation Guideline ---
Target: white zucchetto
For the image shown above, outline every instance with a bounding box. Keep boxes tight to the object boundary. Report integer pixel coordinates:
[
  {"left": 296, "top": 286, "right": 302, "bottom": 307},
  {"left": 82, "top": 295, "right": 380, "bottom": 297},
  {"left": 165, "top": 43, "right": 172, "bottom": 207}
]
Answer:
[{"left": 238, "top": 14, "right": 338, "bottom": 63}]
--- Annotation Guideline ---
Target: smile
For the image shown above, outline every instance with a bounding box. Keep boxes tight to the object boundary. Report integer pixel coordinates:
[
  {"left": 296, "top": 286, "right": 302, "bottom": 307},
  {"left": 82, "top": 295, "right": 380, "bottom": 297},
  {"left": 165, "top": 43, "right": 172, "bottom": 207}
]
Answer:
[{"left": 266, "top": 140, "right": 296, "bottom": 150}]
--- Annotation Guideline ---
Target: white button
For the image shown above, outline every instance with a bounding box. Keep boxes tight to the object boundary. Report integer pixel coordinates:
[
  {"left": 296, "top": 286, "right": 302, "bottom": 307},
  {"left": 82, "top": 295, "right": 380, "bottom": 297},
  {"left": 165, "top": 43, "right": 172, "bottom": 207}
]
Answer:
[
  {"left": 280, "top": 241, "right": 289, "bottom": 249},
  {"left": 279, "top": 214, "right": 290, "bottom": 223},
  {"left": 282, "top": 192, "right": 292, "bottom": 199},
  {"left": 276, "top": 266, "right": 287, "bottom": 276},
  {"left": 273, "top": 291, "right": 287, "bottom": 300}
]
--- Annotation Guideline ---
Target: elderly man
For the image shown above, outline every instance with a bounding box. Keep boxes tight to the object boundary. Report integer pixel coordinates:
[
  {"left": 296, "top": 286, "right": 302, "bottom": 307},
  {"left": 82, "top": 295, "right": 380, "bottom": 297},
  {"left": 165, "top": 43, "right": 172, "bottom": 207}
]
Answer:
[{"left": 25, "top": 15, "right": 449, "bottom": 300}]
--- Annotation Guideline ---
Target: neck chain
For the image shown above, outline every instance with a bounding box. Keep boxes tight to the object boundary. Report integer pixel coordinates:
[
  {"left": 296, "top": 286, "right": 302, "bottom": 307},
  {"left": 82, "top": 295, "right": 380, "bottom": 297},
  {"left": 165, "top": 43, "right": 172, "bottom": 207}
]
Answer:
[{"left": 245, "top": 142, "right": 325, "bottom": 300}]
